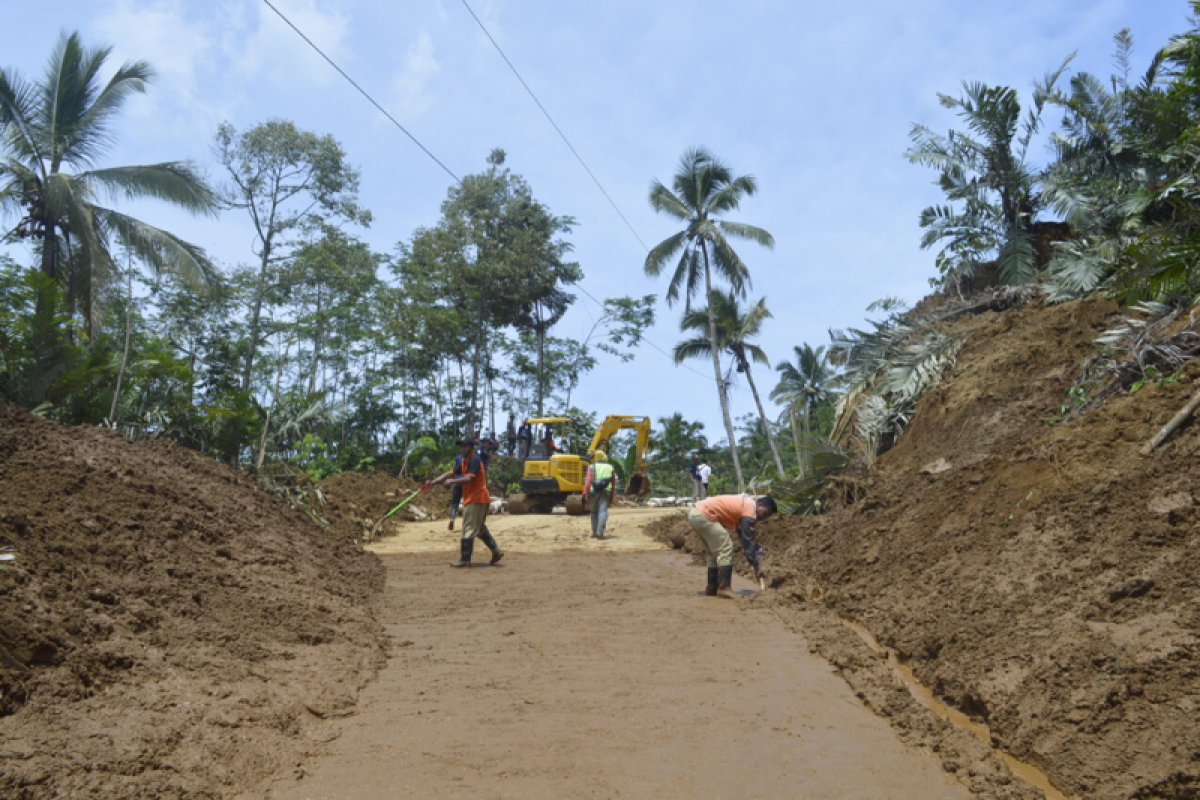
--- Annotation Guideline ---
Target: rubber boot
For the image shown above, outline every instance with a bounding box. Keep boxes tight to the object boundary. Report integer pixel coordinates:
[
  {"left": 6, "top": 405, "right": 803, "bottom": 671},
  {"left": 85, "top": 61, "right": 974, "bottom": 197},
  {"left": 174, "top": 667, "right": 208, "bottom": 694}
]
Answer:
[
  {"left": 716, "top": 565, "right": 735, "bottom": 599},
  {"left": 705, "top": 567, "right": 719, "bottom": 596},
  {"left": 479, "top": 528, "right": 505, "bottom": 565},
  {"left": 450, "top": 537, "right": 474, "bottom": 568}
]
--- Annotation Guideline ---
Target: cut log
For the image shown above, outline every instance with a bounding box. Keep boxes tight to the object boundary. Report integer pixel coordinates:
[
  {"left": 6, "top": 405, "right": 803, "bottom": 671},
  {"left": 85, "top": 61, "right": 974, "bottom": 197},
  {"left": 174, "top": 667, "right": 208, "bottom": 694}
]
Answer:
[{"left": 1141, "top": 385, "right": 1200, "bottom": 455}]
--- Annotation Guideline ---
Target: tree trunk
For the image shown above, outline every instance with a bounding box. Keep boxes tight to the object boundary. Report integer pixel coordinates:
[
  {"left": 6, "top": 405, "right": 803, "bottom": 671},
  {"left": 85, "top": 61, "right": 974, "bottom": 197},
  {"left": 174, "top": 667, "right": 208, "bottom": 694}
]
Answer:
[
  {"left": 256, "top": 335, "right": 293, "bottom": 470},
  {"left": 535, "top": 301, "right": 547, "bottom": 416},
  {"left": 701, "top": 243, "right": 744, "bottom": 492},
  {"left": 107, "top": 257, "right": 135, "bottom": 427},
  {"left": 467, "top": 316, "right": 484, "bottom": 436},
  {"left": 741, "top": 355, "right": 785, "bottom": 479},
  {"left": 789, "top": 405, "right": 804, "bottom": 479},
  {"left": 307, "top": 283, "right": 322, "bottom": 395},
  {"left": 40, "top": 224, "right": 57, "bottom": 280},
  {"left": 243, "top": 244, "right": 271, "bottom": 391}
]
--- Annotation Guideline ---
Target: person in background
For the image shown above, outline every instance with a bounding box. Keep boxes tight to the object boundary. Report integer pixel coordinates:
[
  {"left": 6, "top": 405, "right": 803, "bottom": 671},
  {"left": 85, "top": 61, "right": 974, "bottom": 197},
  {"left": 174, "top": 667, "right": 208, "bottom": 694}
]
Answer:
[
  {"left": 583, "top": 449, "right": 616, "bottom": 539},
  {"left": 541, "top": 425, "right": 558, "bottom": 456},
  {"left": 444, "top": 451, "right": 465, "bottom": 532},
  {"left": 689, "top": 454, "right": 703, "bottom": 503},
  {"left": 506, "top": 413, "right": 517, "bottom": 456},
  {"left": 697, "top": 458, "right": 712, "bottom": 500},
  {"left": 687, "top": 495, "right": 776, "bottom": 597},
  {"left": 518, "top": 419, "right": 533, "bottom": 459}
]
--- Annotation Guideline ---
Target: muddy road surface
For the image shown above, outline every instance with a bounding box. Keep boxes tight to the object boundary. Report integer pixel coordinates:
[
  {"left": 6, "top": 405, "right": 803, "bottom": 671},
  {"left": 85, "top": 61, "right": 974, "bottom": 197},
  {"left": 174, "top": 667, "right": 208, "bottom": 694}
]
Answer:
[{"left": 266, "top": 508, "right": 967, "bottom": 798}]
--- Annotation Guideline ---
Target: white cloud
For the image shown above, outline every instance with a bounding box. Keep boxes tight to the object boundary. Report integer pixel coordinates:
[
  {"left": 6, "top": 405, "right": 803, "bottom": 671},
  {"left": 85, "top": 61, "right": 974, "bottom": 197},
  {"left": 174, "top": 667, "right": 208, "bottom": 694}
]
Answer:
[
  {"left": 237, "top": 0, "right": 350, "bottom": 86},
  {"left": 91, "top": 0, "right": 212, "bottom": 111},
  {"left": 393, "top": 30, "right": 441, "bottom": 117}
]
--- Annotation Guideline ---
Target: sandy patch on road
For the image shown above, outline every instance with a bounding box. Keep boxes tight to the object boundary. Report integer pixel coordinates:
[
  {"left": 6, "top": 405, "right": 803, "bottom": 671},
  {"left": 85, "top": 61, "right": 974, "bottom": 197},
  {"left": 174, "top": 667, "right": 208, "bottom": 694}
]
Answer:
[{"left": 368, "top": 506, "right": 679, "bottom": 556}]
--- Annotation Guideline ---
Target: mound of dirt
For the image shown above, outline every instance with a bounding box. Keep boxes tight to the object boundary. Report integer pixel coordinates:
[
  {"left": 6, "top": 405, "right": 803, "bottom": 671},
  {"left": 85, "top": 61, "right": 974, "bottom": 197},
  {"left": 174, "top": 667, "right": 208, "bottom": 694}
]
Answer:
[
  {"left": 748, "top": 296, "right": 1198, "bottom": 798},
  {"left": 0, "top": 403, "right": 386, "bottom": 797},
  {"left": 318, "top": 471, "right": 454, "bottom": 540}
]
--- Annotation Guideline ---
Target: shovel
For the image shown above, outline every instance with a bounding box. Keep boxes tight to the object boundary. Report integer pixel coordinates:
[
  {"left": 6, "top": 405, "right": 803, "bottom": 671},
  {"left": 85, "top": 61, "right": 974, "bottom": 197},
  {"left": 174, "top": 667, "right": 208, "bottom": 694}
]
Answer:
[{"left": 368, "top": 483, "right": 430, "bottom": 540}]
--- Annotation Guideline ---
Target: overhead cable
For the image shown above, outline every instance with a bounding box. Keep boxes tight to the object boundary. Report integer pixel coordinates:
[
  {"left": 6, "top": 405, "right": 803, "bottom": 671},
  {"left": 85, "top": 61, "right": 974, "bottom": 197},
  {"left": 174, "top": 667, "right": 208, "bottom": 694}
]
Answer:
[
  {"left": 260, "top": 0, "right": 461, "bottom": 183},
  {"left": 458, "top": 0, "right": 650, "bottom": 252}
]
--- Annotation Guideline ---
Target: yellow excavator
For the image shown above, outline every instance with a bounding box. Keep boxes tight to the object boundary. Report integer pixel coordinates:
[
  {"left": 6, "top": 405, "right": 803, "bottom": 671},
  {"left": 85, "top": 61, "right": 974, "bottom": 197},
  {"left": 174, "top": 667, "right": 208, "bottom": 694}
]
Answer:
[{"left": 508, "top": 415, "right": 652, "bottom": 515}]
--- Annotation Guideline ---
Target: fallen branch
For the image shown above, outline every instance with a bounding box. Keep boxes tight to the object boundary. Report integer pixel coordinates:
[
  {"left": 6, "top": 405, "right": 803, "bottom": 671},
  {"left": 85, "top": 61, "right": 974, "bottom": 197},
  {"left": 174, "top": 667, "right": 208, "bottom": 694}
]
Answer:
[{"left": 1141, "top": 385, "right": 1200, "bottom": 455}]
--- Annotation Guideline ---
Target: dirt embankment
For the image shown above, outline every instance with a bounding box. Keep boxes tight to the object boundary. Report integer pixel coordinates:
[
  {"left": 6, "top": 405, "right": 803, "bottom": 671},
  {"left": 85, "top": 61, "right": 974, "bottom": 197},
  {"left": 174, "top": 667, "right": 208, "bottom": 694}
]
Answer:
[
  {"left": 317, "top": 471, "right": 454, "bottom": 541},
  {"left": 657, "top": 296, "right": 1200, "bottom": 798},
  {"left": 0, "top": 403, "right": 386, "bottom": 798}
]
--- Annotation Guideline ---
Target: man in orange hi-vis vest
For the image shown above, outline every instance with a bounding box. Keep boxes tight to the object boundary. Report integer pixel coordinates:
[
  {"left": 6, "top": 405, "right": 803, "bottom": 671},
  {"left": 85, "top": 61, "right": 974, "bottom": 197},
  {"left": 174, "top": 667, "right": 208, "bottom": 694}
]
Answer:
[
  {"left": 441, "top": 438, "right": 504, "bottom": 568},
  {"left": 687, "top": 495, "right": 776, "bottom": 598}
]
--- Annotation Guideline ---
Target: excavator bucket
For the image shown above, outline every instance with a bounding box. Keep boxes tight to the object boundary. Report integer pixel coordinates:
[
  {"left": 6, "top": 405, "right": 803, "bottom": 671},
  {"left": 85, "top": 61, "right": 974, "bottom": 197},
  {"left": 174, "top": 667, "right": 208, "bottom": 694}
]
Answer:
[{"left": 625, "top": 474, "right": 651, "bottom": 498}]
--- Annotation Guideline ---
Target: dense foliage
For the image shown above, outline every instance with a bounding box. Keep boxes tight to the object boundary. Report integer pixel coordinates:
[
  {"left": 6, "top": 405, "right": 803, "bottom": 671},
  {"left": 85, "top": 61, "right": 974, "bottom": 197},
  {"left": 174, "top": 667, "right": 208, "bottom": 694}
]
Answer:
[{"left": 6, "top": 10, "right": 1200, "bottom": 506}]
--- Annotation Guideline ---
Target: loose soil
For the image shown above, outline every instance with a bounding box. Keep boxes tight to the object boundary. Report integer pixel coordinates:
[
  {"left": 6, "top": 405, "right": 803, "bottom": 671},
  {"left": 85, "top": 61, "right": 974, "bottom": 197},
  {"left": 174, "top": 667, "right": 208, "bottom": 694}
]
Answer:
[
  {"left": 656, "top": 296, "right": 1200, "bottom": 798},
  {"left": 317, "top": 471, "right": 455, "bottom": 541},
  {"left": 265, "top": 508, "right": 969, "bottom": 799},
  {"left": 0, "top": 403, "right": 385, "bottom": 798},
  {"left": 3, "top": 292, "right": 1198, "bottom": 798}
]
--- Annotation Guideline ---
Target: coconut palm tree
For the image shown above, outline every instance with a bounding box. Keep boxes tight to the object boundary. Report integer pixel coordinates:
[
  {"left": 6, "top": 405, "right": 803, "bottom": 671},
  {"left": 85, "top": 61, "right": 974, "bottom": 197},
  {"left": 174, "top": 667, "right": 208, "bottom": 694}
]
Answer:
[
  {"left": 0, "top": 31, "right": 218, "bottom": 334},
  {"left": 674, "top": 291, "right": 785, "bottom": 479},
  {"left": 772, "top": 344, "right": 835, "bottom": 478},
  {"left": 645, "top": 148, "right": 774, "bottom": 491}
]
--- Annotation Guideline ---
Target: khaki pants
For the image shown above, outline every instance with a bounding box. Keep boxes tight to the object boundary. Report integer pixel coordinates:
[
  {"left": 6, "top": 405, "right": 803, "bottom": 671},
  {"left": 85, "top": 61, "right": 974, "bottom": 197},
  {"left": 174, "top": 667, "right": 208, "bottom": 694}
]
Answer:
[
  {"left": 687, "top": 508, "right": 733, "bottom": 568},
  {"left": 461, "top": 503, "right": 488, "bottom": 541}
]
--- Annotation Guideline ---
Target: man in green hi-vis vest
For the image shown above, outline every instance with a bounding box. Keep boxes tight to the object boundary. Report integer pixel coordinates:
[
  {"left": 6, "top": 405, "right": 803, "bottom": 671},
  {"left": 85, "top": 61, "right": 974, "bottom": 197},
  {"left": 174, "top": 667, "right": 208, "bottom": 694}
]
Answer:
[{"left": 583, "top": 450, "right": 617, "bottom": 539}]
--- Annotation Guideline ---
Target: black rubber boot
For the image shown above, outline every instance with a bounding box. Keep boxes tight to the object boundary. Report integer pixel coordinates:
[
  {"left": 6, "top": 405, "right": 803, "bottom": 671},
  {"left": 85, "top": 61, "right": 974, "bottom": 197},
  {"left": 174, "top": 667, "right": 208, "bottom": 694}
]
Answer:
[
  {"left": 716, "top": 565, "right": 735, "bottom": 599},
  {"left": 705, "top": 567, "right": 719, "bottom": 596},
  {"left": 479, "top": 528, "right": 504, "bottom": 565},
  {"left": 450, "top": 537, "right": 474, "bottom": 568}
]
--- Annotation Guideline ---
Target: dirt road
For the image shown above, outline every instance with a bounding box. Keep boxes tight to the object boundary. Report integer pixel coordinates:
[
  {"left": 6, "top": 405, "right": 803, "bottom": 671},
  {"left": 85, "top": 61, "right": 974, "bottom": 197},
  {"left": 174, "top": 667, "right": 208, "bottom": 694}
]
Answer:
[{"left": 266, "top": 508, "right": 967, "bottom": 798}]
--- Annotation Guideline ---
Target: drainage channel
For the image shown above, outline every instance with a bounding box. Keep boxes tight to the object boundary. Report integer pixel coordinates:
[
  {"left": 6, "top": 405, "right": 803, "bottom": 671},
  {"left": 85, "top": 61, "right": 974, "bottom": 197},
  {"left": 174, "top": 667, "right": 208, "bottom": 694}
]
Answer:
[{"left": 841, "top": 619, "right": 1069, "bottom": 800}]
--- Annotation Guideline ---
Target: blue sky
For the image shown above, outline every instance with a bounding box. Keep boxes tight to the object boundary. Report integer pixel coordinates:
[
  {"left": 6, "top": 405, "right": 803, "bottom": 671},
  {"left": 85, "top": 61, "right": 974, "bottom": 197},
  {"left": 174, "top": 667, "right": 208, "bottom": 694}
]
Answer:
[{"left": 2, "top": 0, "right": 1192, "bottom": 443}]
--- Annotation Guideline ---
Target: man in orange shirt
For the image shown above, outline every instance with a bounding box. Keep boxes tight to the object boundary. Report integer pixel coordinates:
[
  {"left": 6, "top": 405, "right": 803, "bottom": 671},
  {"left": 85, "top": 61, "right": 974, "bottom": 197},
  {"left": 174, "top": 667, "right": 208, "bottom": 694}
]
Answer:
[
  {"left": 440, "top": 438, "right": 504, "bottom": 568},
  {"left": 687, "top": 494, "right": 776, "bottom": 598}
]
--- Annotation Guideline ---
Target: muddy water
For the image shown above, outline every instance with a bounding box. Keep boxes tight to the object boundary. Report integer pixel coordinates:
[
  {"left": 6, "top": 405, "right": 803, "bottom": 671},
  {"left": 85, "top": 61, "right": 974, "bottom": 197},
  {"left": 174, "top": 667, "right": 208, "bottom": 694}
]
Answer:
[{"left": 841, "top": 620, "right": 1069, "bottom": 800}]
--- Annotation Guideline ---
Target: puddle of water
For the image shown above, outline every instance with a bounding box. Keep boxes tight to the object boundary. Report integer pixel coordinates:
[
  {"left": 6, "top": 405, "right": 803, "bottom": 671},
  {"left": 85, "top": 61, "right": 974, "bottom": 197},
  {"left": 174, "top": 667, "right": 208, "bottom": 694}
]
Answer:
[{"left": 841, "top": 619, "right": 1069, "bottom": 800}]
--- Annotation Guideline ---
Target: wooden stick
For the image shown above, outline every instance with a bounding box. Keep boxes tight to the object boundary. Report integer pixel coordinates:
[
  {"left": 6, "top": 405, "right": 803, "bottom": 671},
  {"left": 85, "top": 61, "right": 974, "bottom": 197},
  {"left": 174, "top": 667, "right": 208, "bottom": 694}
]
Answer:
[{"left": 1142, "top": 385, "right": 1200, "bottom": 456}]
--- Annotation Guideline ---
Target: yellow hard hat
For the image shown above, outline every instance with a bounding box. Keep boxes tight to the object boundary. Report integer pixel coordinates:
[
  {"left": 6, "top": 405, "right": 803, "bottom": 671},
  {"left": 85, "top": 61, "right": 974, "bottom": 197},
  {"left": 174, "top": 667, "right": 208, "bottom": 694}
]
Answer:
[{"left": 593, "top": 449, "right": 607, "bottom": 461}]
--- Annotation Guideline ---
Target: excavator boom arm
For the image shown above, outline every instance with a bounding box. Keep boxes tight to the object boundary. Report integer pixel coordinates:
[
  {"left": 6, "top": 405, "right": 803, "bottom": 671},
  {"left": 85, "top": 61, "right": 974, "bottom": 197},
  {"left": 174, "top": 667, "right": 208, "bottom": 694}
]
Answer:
[{"left": 588, "top": 415, "right": 652, "bottom": 495}]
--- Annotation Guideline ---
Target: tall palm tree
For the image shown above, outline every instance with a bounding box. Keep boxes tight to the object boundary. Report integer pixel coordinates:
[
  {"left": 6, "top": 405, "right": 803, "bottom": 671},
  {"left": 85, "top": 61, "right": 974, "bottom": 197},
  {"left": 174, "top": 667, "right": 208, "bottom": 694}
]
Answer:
[
  {"left": 772, "top": 344, "right": 834, "bottom": 479},
  {"left": 674, "top": 291, "right": 785, "bottom": 479},
  {"left": 645, "top": 148, "right": 774, "bottom": 491},
  {"left": 0, "top": 31, "right": 218, "bottom": 334}
]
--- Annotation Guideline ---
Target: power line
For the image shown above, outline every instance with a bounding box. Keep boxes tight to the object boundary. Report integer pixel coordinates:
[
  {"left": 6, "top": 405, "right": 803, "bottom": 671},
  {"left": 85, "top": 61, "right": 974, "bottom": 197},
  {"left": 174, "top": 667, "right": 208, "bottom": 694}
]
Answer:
[
  {"left": 573, "top": 283, "right": 714, "bottom": 382},
  {"left": 258, "top": 0, "right": 719, "bottom": 386},
  {"left": 458, "top": 0, "right": 650, "bottom": 252},
  {"left": 260, "top": 0, "right": 460, "bottom": 183}
]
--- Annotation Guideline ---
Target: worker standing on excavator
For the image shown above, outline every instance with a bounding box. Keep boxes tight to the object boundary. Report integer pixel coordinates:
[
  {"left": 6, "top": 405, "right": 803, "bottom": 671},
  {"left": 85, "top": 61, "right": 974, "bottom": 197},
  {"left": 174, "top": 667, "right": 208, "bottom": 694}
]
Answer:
[
  {"left": 583, "top": 450, "right": 616, "bottom": 539},
  {"left": 686, "top": 495, "right": 775, "bottom": 597}
]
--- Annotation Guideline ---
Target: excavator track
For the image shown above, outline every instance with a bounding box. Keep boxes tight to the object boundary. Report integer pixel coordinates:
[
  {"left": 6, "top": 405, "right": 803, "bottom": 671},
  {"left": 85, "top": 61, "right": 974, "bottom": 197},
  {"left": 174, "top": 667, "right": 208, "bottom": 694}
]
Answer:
[
  {"left": 564, "top": 494, "right": 586, "bottom": 516},
  {"left": 507, "top": 494, "right": 527, "bottom": 514}
]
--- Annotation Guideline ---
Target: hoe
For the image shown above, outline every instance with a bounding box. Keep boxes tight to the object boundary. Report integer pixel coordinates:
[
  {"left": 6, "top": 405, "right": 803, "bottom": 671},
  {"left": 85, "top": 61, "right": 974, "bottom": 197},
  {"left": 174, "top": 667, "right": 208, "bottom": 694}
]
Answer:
[{"left": 368, "top": 483, "right": 429, "bottom": 541}]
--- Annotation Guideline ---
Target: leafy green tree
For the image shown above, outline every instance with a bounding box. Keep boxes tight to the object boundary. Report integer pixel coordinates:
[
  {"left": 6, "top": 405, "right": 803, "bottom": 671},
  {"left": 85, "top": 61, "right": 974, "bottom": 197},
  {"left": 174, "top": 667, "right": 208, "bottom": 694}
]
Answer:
[
  {"left": 396, "top": 149, "right": 579, "bottom": 435},
  {"left": 674, "top": 291, "right": 785, "bottom": 478},
  {"left": 650, "top": 412, "right": 707, "bottom": 496},
  {"left": 214, "top": 119, "right": 370, "bottom": 392},
  {"left": 645, "top": 148, "right": 775, "bottom": 491},
  {"left": 772, "top": 344, "right": 836, "bottom": 478},
  {"left": 0, "top": 31, "right": 219, "bottom": 333},
  {"left": 908, "top": 58, "right": 1072, "bottom": 290}
]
